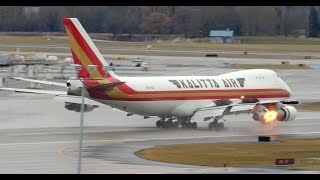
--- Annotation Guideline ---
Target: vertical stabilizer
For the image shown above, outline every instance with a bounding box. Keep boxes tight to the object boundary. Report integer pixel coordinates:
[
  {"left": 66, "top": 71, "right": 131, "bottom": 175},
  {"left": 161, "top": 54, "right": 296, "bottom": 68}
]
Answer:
[{"left": 63, "top": 18, "right": 116, "bottom": 79}]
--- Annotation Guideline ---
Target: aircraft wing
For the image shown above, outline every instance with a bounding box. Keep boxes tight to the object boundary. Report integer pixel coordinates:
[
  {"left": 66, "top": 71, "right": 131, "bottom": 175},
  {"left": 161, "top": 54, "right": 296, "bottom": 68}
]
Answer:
[
  {"left": 0, "top": 87, "right": 104, "bottom": 107},
  {"left": 55, "top": 95, "right": 129, "bottom": 113},
  {"left": 193, "top": 103, "right": 257, "bottom": 118},
  {"left": 192, "top": 98, "right": 288, "bottom": 120},
  {"left": 0, "top": 87, "right": 67, "bottom": 95},
  {"left": 54, "top": 94, "right": 105, "bottom": 106},
  {"left": 11, "top": 77, "right": 66, "bottom": 87}
]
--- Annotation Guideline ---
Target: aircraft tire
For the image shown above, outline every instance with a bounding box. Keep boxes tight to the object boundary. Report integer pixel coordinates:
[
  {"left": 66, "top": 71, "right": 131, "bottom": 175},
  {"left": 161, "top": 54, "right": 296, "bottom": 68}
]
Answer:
[
  {"left": 191, "top": 122, "right": 197, "bottom": 129},
  {"left": 163, "top": 121, "right": 169, "bottom": 129},
  {"left": 186, "top": 122, "right": 192, "bottom": 128},
  {"left": 208, "top": 122, "right": 214, "bottom": 130},
  {"left": 173, "top": 121, "right": 179, "bottom": 128},
  {"left": 215, "top": 122, "right": 224, "bottom": 131},
  {"left": 181, "top": 122, "right": 188, "bottom": 129},
  {"left": 156, "top": 120, "right": 162, "bottom": 128}
]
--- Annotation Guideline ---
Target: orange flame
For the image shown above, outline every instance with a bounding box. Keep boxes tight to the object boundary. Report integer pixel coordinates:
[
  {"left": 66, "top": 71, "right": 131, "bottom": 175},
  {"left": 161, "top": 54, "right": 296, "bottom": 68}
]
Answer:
[{"left": 263, "top": 110, "right": 278, "bottom": 123}]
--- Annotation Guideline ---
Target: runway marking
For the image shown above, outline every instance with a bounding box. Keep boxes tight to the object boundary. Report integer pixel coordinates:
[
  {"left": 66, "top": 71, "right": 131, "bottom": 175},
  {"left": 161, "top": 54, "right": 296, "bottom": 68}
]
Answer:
[{"left": 1, "top": 131, "right": 320, "bottom": 146}]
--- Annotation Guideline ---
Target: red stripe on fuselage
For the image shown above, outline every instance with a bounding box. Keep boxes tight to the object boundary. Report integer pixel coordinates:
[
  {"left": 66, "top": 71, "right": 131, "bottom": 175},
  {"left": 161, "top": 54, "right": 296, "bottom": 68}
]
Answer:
[
  {"left": 87, "top": 85, "right": 289, "bottom": 101},
  {"left": 116, "top": 87, "right": 287, "bottom": 94},
  {"left": 64, "top": 18, "right": 111, "bottom": 78},
  {"left": 101, "top": 77, "right": 288, "bottom": 95},
  {"left": 88, "top": 91, "right": 289, "bottom": 101}
]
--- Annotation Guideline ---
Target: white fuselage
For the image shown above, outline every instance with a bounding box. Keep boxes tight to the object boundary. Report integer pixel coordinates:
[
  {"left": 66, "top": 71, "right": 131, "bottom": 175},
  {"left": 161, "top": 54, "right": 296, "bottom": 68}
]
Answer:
[{"left": 80, "top": 69, "right": 292, "bottom": 117}]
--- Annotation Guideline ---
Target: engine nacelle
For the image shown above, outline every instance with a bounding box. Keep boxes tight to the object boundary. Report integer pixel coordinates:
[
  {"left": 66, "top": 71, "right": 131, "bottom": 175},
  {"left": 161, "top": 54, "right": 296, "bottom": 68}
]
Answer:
[
  {"left": 66, "top": 78, "right": 84, "bottom": 96},
  {"left": 252, "top": 111, "right": 266, "bottom": 122},
  {"left": 64, "top": 102, "right": 97, "bottom": 112},
  {"left": 277, "top": 105, "right": 297, "bottom": 121},
  {"left": 252, "top": 105, "right": 297, "bottom": 123}
]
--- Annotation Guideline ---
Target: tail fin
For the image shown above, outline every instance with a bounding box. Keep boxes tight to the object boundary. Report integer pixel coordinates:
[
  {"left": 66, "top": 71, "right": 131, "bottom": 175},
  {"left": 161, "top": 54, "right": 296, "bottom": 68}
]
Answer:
[{"left": 63, "top": 18, "right": 116, "bottom": 79}]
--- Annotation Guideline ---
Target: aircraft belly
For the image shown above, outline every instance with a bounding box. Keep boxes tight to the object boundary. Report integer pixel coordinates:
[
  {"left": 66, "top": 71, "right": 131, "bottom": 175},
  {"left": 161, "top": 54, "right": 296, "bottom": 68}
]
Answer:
[
  {"left": 95, "top": 100, "right": 211, "bottom": 117},
  {"left": 96, "top": 100, "right": 183, "bottom": 116}
]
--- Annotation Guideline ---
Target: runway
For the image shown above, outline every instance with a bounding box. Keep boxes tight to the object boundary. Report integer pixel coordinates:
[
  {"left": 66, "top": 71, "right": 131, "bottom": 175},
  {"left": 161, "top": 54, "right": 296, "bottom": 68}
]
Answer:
[
  {"left": 0, "top": 56, "right": 320, "bottom": 173},
  {"left": 0, "top": 93, "right": 320, "bottom": 173}
]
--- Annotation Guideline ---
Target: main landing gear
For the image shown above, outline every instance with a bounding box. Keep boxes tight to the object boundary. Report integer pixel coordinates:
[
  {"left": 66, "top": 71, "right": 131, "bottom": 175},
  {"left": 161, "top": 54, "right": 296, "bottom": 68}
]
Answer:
[
  {"left": 156, "top": 117, "right": 197, "bottom": 129},
  {"left": 208, "top": 119, "right": 224, "bottom": 131},
  {"left": 156, "top": 116, "right": 225, "bottom": 130},
  {"left": 156, "top": 117, "right": 179, "bottom": 129},
  {"left": 180, "top": 117, "right": 197, "bottom": 130}
]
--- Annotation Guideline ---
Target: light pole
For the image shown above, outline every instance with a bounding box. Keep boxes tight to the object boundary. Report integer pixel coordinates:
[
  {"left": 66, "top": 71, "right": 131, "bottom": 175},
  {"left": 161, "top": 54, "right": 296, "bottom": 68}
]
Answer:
[{"left": 72, "top": 64, "right": 97, "bottom": 174}]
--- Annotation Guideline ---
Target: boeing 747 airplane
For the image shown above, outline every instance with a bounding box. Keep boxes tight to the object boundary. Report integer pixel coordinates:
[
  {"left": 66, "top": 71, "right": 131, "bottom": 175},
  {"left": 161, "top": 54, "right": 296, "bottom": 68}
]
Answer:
[{"left": 0, "top": 18, "right": 298, "bottom": 130}]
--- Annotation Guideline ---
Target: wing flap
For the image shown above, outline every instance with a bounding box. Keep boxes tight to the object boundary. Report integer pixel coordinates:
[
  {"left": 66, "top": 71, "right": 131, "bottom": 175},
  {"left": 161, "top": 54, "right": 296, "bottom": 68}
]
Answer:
[
  {"left": 193, "top": 105, "right": 228, "bottom": 117},
  {"left": 229, "top": 103, "right": 256, "bottom": 112},
  {"left": 193, "top": 102, "right": 258, "bottom": 119}
]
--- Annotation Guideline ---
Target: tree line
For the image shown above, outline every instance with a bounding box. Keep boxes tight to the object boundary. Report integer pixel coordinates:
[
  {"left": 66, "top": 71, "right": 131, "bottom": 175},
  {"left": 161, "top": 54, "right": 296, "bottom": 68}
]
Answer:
[{"left": 0, "top": 6, "right": 319, "bottom": 38}]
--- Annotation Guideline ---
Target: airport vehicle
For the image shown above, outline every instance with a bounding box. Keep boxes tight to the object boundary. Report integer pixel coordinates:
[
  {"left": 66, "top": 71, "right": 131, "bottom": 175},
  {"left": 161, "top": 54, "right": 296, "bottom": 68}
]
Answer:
[{"left": 0, "top": 18, "right": 298, "bottom": 130}]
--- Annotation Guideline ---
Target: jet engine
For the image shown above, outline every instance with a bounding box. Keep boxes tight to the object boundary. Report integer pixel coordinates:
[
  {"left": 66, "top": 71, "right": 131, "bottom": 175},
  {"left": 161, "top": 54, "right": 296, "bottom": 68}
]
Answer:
[
  {"left": 276, "top": 105, "right": 297, "bottom": 121},
  {"left": 66, "top": 78, "right": 83, "bottom": 96},
  {"left": 64, "top": 102, "right": 98, "bottom": 112},
  {"left": 252, "top": 105, "right": 297, "bottom": 124},
  {"left": 64, "top": 78, "right": 98, "bottom": 112}
]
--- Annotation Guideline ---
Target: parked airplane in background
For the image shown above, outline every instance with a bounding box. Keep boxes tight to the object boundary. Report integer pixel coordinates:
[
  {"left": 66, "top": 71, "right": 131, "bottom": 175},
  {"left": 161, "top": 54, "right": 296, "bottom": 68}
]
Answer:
[{"left": 0, "top": 18, "right": 298, "bottom": 130}]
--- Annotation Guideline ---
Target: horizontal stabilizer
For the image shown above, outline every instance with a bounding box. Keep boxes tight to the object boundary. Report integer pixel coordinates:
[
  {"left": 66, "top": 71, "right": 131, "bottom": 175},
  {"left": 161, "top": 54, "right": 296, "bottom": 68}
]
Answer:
[{"left": 86, "top": 81, "right": 125, "bottom": 91}]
